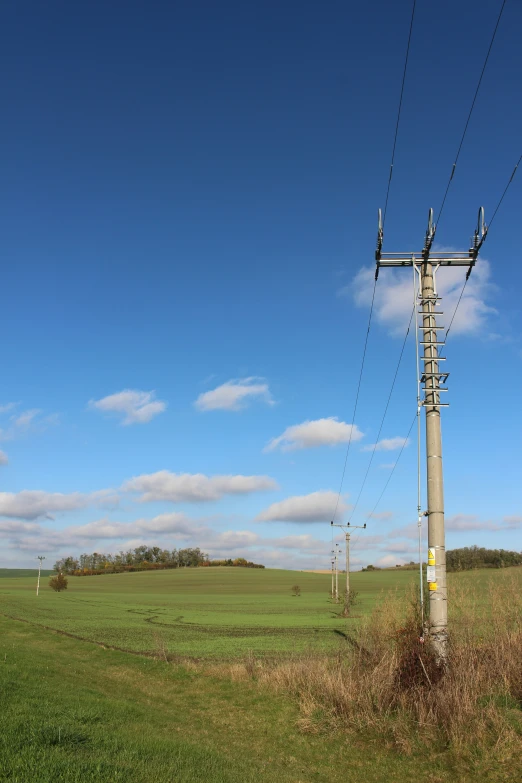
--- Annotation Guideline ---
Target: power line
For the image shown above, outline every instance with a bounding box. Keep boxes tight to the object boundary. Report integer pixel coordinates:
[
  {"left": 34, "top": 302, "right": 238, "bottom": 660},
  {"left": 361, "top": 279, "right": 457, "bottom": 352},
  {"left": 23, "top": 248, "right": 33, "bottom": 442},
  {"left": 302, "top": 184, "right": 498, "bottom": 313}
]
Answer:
[
  {"left": 348, "top": 411, "right": 417, "bottom": 555},
  {"left": 333, "top": 1, "right": 417, "bottom": 525},
  {"left": 347, "top": 304, "right": 415, "bottom": 524},
  {"left": 382, "top": 0, "right": 417, "bottom": 227},
  {"left": 436, "top": 0, "right": 507, "bottom": 227},
  {"left": 444, "top": 277, "right": 469, "bottom": 342},
  {"left": 445, "top": 150, "right": 521, "bottom": 341},
  {"left": 361, "top": 411, "right": 417, "bottom": 528},
  {"left": 331, "top": 277, "right": 377, "bottom": 523},
  {"left": 488, "top": 152, "right": 522, "bottom": 231}
]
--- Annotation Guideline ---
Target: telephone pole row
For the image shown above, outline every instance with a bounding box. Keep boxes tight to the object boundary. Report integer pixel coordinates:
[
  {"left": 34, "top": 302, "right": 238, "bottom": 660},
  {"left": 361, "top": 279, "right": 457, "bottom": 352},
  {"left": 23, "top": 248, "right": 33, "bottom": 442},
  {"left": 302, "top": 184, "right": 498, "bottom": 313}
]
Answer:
[{"left": 331, "top": 521, "right": 366, "bottom": 615}]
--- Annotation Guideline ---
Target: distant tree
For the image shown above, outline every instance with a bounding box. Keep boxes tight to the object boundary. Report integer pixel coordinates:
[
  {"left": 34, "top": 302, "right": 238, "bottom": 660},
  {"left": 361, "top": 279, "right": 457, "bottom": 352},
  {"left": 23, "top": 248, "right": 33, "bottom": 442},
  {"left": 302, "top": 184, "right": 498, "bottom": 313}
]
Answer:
[
  {"left": 291, "top": 584, "right": 301, "bottom": 596},
  {"left": 49, "top": 573, "right": 68, "bottom": 592}
]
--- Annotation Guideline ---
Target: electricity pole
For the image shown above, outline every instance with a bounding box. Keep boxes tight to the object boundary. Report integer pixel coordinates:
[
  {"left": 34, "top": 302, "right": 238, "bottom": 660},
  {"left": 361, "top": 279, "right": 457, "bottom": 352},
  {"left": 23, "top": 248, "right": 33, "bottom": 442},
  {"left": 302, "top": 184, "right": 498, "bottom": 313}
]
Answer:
[
  {"left": 331, "top": 521, "right": 366, "bottom": 615},
  {"left": 330, "top": 554, "right": 335, "bottom": 600},
  {"left": 335, "top": 544, "right": 340, "bottom": 603},
  {"left": 375, "top": 207, "right": 487, "bottom": 661},
  {"left": 36, "top": 555, "right": 45, "bottom": 596}
]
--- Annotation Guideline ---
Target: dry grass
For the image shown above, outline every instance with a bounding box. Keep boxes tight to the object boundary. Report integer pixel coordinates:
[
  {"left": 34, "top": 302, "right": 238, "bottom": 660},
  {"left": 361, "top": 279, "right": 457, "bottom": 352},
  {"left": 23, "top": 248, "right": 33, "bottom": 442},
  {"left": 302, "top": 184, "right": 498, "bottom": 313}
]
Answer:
[{"left": 211, "top": 572, "right": 522, "bottom": 766}]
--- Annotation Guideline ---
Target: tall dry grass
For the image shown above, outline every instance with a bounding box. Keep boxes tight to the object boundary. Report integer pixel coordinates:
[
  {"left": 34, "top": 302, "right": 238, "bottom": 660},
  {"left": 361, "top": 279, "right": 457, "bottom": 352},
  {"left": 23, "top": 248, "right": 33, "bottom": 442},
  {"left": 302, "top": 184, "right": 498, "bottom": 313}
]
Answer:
[{"left": 220, "top": 571, "right": 522, "bottom": 764}]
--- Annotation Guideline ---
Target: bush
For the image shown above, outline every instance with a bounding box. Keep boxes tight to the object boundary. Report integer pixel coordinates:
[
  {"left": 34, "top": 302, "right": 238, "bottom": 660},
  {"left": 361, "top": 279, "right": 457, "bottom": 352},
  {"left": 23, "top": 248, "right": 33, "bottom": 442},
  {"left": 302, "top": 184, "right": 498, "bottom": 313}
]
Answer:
[
  {"left": 291, "top": 585, "right": 301, "bottom": 597},
  {"left": 49, "top": 573, "right": 68, "bottom": 592}
]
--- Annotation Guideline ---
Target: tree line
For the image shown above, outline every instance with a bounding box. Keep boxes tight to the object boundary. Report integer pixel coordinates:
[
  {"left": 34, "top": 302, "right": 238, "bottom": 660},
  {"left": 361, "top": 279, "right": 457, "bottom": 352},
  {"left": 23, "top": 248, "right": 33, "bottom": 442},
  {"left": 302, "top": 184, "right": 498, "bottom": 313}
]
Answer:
[
  {"left": 53, "top": 546, "right": 265, "bottom": 575},
  {"left": 446, "top": 546, "right": 522, "bottom": 572}
]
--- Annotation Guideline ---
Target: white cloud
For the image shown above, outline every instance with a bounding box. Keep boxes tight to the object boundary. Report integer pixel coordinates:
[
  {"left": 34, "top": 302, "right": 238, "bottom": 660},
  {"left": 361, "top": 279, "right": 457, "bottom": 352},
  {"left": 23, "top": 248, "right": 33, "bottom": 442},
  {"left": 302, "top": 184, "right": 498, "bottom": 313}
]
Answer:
[
  {"left": 0, "top": 488, "right": 119, "bottom": 521},
  {"left": 0, "top": 450, "right": 8, "bottom": 465},
  {"left": 68, "top": 512, "right": 204, "bottom": 541},
  {"left": 503, "top": 516, "right": 522, "bottom": 529},
  {"left": 0, "top": 403, "right": 19, "bottom": 414},
  {"left": 89, "top": 389, "right": 166, "bottom": 425},
  {"left": 123, "top": 470, "right": 278, "bottom": 504},
  {"left": 194, "top": 377, "right": 273, "bottom": 412},
  {"left": 389, "top": 523, "right": 422, "bottom": 540},
  {"left": 385, "top": 541, "right": 419, "bottom": 554},
  {"left": 12, "top": 409, "right": 41, "bottom": 430},
  {"left": 368, "top": 511, "right": 393, "bottom": 520},
  {"left": 337, "top": 533, "right": 384, "bottom": 550},
  {"left": 265, "top": 417, "right": 363, "bottom": 452},
  {"left": 375, "top": 554, "right": 406, "bottom": 568},
  {"left": 0, "top": 520, "right": 41, "bottom": 534},
  {"left": 446, "top": 514, "right": 521, "bottom": 532},
  {"left": 0, "top": 408, "right": 57, "bottom": 442},
  {"left": 0, "top": 490, "right": 92, "bottom": 520},
  {"left": 344, "top": 258, "right": 496, "bottom": 337},
  {"left": 257, "top": 490, "right": 348, "bottom": 524},
  {"left": 362, "top": 436, "right": 410, "bottom": 452}
]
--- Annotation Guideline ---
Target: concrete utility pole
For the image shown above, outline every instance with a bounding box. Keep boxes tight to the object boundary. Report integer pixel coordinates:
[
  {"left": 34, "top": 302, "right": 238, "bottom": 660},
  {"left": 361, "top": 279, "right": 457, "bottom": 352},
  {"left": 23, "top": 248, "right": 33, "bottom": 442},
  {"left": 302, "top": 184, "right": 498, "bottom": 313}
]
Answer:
[
  {"left": 331, "top": 522, "right": 366, "bottom": 615},
  {"left": 36, "top": 555, "right": 45, "bottom": 596},
  {"left": 375, "top": 207, "right": 487, "bottom": 661},
  {"left": 335, "top": 544, "right": 340, "bottom": 603},
  {"left": 330, "top": 555, "right": 335, "bottom": 601}
]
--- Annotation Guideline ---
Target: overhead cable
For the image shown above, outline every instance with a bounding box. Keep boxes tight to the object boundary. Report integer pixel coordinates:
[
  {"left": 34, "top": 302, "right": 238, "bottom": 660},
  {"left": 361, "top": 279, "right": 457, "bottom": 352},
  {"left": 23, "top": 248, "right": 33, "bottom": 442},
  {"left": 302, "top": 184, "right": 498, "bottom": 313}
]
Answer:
[
  {"left": 445, "top": 150, "right": 521, "bottom": 341},
  {"left": 382, "top": 0, "right": 417, "bottom": 227},
  {"left": 330, "top": 277, "right": 377, "bottom": 523},
  {"left": 361, "top": 412, "right": 417, "bottom": 528},
  {"left": 346, "top": 304, "right": 415, "bottom": 524},
  {"left": 436, "top": 0, "right": 507, "bottom": 227}
]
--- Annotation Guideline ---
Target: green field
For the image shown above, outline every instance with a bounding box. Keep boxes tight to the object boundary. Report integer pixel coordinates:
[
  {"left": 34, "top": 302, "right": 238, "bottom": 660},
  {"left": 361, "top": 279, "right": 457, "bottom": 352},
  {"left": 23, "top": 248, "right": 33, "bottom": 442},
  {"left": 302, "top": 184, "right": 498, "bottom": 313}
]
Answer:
[
  {"left": 0, "top": 567, "right": 418, "bottom": 658},
  {"left": 0, "top": 568, "right": 54, "bottom": 579},
  {"left": 1, "top": 567, "right": 519, "bottom": 782}
]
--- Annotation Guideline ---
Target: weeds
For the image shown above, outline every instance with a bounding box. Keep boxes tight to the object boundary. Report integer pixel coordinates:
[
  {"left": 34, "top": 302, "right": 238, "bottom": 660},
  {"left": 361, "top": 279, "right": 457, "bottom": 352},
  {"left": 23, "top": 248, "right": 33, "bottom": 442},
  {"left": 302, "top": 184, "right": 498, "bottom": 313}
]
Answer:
[{"left": 229, "top": 573, "right": 522, "bottom": 767}]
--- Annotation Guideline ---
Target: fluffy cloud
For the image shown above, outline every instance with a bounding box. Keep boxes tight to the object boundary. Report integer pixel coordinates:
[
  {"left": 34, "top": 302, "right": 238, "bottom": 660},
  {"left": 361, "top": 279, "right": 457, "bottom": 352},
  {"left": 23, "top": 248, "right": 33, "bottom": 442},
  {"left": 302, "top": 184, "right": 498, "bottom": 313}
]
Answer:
[
  {"left": 194, "top": 377, "right": 273, "bottom": 412},
  {"left": 123, "top": 470, "right": 278, "bottom": 504},
  {"left": 265, "top": 417, "right": 363, "bottom": 452},
  {"left": 362, "top": 436, "right": 410, "bottom": 452},
  {"left": 343, "top": 259, "right": 495, "bottom": 337},
  {"left": 0, "top": 489, "right": 118, "bottom": 521},
  {"left": 68, "top": 512, "right": 204, "bottom": 541},
  {"left": 0, "top": 451, "right": 8, "bottom": 465},
  {"left": 257, "top": 491, "right": 348, "bottom": 524},
  {"left": 0, "top": 490, "right": 92, "bottom": 520},
  {"left": 375, "top": 554, "right": 406, "bottom": 568},
  {"left": 89, "top": 389, "right": 166, "bottom": 425}
]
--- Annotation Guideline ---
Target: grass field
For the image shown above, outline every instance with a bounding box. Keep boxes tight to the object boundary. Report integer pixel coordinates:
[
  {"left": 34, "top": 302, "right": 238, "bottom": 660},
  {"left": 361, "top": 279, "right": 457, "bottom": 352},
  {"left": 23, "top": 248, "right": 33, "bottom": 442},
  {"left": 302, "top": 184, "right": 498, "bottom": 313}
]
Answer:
[
  {"left": 0, "top": 566, "right": 520, "bottom": 782},
  {"left": 0, "top": 566, "right": 419, "bottom": 658}
]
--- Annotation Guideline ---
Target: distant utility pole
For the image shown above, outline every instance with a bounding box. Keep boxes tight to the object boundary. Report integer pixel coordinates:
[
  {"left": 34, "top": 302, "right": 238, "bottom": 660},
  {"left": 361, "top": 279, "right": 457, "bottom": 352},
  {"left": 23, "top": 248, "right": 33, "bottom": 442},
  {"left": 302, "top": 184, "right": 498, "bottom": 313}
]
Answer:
[
  {"left": 330, "top": 554, "right": 335, "bottom": 601},
  {"left": 334, "top": 544, "right": 341, "bottom": 603},
  {"left": 331, "top": 521, "right": 366, "bottom": 615},
  {"left": 375, "top": 207, "right": 487, "bottom": 661},
  {"left": 36, "top": 556, "right": 45, "bottom": 596}
]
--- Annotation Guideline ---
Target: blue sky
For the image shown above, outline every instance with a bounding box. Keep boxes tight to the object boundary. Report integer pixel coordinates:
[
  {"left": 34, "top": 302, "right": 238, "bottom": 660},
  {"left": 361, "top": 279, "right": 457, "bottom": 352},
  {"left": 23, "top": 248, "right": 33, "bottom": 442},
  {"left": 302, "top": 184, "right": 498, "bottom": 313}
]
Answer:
[{"left": 1, "top": 0, "right": 520, "bottom": 570}]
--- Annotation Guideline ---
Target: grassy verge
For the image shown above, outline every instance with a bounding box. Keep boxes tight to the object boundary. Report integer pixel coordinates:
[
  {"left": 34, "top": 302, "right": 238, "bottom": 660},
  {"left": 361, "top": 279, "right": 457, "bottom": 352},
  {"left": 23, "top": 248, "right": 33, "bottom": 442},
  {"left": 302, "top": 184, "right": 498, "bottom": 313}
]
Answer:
[
  {"left": 219, "top": 570, "right": 522, "bottom": 781},
  {"left": 0, "top": 613, "right": 500, "bottom": 783}
]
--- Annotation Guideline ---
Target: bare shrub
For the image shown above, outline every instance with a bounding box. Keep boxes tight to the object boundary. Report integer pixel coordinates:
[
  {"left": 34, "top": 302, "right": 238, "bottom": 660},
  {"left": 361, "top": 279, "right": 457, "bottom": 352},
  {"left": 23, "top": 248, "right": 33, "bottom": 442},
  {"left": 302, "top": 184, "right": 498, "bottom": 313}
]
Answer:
[
  {"left": 339, "top": 589, "right": 359, "bottom": 617},
  {"left": 49, "top": 573, "right": 68, "bottom": 592},
  {"left": 291, "top": 585, "right": 301, "bottom": 597}
]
